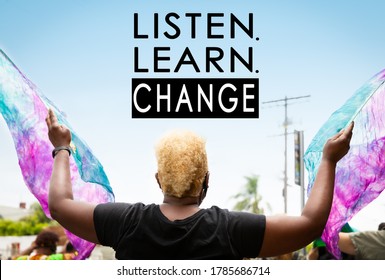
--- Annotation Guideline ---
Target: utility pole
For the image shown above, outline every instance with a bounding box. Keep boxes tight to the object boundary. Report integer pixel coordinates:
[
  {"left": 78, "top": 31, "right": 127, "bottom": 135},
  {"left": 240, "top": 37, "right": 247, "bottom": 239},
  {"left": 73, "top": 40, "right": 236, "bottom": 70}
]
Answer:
[{"left": 263, "top": 95, "right": 310, "bottom": 213}]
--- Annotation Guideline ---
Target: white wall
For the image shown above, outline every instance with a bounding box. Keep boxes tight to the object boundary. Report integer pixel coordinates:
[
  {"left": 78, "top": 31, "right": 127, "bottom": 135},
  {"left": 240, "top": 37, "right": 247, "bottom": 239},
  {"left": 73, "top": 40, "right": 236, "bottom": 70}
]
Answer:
[{"left": 0, "top": 235, "right": 36, "bottom": 259}]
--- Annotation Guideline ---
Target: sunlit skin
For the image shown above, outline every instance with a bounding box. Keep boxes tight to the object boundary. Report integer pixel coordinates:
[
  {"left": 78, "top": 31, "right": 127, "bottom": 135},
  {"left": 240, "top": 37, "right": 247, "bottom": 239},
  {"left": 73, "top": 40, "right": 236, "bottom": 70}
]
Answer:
[{"left": 46, "top": 108, "right": 353, "bottom": 258}]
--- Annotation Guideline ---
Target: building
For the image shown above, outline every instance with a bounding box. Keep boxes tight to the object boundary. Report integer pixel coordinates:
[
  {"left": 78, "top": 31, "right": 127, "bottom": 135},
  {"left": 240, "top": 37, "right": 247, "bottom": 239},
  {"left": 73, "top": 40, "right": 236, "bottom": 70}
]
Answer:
[{"left": 0, "top": 203, "right": 32, "bottom": 221}]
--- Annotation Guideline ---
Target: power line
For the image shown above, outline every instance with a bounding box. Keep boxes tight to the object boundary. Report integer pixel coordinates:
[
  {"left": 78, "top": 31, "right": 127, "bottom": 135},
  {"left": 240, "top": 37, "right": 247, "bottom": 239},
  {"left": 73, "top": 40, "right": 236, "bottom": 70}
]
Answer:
[{"left": 262, "top": 95, "right": 310, "bottom": 214}]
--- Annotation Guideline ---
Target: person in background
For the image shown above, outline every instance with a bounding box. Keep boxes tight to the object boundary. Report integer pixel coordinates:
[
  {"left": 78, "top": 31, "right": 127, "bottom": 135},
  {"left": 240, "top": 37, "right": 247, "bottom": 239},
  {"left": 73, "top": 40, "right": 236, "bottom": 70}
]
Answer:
[
  {"left": 307, "top": 223, "right": 355, "bottom": 260},
  {"left": 14, "top": 230, "right": 76, "bottom": 260},
  {"left": 377, "top": 222, "right": 385, "bottom": 231},
  {"left": 61, "top": 240, "right": 77, "bottom": 256},
  {"left": 338, "top": 222, "right": 385, "bottom": 259},
  {"left": 46, "top": 109, "right": 353, "bottom": 259}
]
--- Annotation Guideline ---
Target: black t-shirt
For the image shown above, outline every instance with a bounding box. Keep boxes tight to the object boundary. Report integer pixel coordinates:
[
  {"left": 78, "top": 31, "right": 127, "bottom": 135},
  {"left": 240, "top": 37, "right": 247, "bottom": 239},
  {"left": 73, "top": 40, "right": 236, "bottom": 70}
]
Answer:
[{"left": 94, "top": 202, "right": 266, "bottom": 259}]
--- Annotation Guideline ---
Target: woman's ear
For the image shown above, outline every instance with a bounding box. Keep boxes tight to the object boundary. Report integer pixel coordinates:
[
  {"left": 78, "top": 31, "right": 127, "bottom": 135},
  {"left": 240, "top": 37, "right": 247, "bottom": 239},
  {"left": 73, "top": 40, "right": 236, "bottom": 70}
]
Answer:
[
  {"left": 198, "top": 172, "right": 210, "bottom": 206},
  {"left": 203, "top": 171, "right": 210, "bottom": 193},
  {"left": 155, "top": 172, "right": 162, "bottom": 189}
]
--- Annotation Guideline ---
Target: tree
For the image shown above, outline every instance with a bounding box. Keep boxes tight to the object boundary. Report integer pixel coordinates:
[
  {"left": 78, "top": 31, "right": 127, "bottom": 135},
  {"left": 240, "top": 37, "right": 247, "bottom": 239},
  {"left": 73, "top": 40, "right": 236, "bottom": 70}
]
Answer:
[
  {"left": 232, "top": 174, "right": 271, "bottom": 214},
  {"left": 0, "top": 203, "right": 55, "bottom": 236},
  {"left": 20, "top": 202, "right": 51, "bottom": 225}
]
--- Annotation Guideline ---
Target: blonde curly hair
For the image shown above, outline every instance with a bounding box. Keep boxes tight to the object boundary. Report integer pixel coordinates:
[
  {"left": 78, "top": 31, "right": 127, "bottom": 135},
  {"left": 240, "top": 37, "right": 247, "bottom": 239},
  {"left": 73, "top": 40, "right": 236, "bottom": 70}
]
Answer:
[{"left": 155, "top": 130, "right": 208, "bottom": 198}]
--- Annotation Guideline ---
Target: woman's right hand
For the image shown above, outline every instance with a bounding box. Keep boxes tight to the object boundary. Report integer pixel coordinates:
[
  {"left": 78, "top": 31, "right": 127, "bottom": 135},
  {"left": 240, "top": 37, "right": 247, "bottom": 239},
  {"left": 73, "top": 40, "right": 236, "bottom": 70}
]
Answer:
[{"left": 322, "top": 122, "right": 354, "bottom": 164}]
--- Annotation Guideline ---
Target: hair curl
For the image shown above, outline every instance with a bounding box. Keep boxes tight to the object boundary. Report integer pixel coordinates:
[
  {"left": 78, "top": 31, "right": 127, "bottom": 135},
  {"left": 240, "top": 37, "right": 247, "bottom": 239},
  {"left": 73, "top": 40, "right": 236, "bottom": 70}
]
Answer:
[{"left": 155, "top": 130, "right": 208, "bottom": 198}]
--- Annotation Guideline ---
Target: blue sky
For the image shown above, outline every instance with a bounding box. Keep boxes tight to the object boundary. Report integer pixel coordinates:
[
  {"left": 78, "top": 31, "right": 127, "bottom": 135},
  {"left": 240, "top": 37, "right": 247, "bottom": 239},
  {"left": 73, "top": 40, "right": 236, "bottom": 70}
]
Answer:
[{"left": 1, "top": 0, "right": 385, "bottom": 230}]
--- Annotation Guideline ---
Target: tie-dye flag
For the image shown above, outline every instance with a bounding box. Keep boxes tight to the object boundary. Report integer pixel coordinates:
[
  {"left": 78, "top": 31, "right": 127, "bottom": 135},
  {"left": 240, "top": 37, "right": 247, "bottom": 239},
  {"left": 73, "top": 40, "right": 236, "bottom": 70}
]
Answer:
[
  {"left": 304, "top": 69, "right": 385, "bottom": 258},
  {"left": 0, "top": 49, "right": 114, "bottom": 259}
]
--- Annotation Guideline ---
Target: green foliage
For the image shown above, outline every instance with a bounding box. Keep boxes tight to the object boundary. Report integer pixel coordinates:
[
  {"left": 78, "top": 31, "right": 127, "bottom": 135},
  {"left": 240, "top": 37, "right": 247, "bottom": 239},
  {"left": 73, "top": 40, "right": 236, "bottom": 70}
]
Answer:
[
  {"left": 20, "top": 202, "right": 51, "bottom": 225},
  {"left": 0, "top": 203, "right": 54, "bottom": 236},
  {"left": 232, "top": 174, "right": 271, "bottom": 214}
]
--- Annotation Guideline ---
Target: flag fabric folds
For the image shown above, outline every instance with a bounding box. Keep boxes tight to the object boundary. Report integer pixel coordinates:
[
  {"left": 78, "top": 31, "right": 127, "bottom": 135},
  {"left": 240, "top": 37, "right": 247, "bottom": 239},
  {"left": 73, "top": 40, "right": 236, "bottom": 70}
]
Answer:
[
  {"left": 304, "top": 69, "right": 385, "bottom": 258},
  {"left": 0, "top": 49, "right": 114, "bottom": 259}
]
